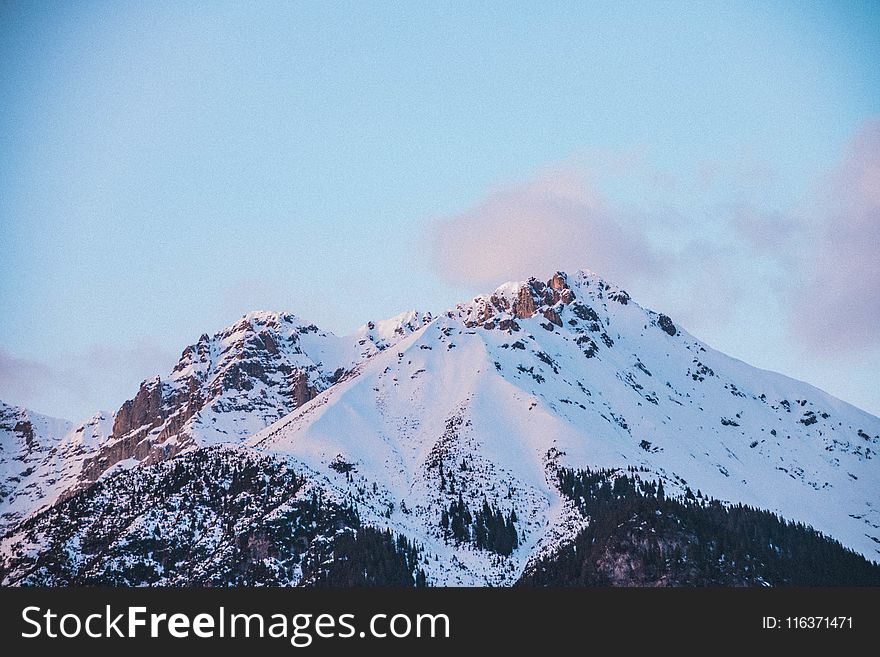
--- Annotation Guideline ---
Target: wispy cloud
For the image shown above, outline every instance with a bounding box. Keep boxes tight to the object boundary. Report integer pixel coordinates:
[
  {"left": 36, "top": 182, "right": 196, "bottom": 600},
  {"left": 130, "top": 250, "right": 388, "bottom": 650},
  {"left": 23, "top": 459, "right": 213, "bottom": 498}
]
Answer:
[
  {"left": 427, "top": 161, "right": 663, "bottom": 289},
  {"left": 0, "top": 341, "right": 176, "bottom": 422},
  {"left": 0, "top": 350, "right": 59, "bottom": 407},
  {"left": 787, "top": 118, "right": 880, "bottom": 352}
]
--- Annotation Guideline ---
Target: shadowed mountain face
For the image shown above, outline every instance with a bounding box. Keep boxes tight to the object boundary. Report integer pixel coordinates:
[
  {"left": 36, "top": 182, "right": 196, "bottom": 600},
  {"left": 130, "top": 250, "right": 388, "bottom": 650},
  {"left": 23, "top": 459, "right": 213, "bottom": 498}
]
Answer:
[
  {"left": 2, "top": 270, "right": 878, "bottom": 585},
  {"left": 517, "top": 467, "right": 880, "bottom": 586},
  {"left": 0, "top": 447, "right": 425, "bottom": 587}
]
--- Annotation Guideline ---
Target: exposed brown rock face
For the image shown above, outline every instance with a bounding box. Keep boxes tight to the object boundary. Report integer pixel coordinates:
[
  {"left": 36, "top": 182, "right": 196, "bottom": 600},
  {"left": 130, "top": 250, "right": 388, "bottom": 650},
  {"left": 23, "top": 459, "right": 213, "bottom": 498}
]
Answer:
[
  {"left": 12, "top": 420, "right": 35, "bottom": 449},
  {"left": 78, "top": 427, "right": 186, "bottom": 484},
  {"left": 111, "top": 377, "right": 164, "bottom": 442},
  {"left": 471, "top": 298, "right": 498, "bottom": 326},
  {"left": 516, "top": 273, "right": 578, "bottom": 320},
  {"left": 458, "top": 272, "right": 582, "bottom": 330},
  {"left": 549, "top": 271, "right": 568, "bottom": 291},
  {"left": 78, "top": 376, "right": 193, "bottom": 483},
  {"left": 513, "top": 285, "right": 537, "bottom": 319},
  {"left": 291, "top": 369, "right": 317, "bottom": 408},
  {"left": 542, "top": 308, "right": 563, "bottom": 327},
  {"left": 524, "top": 272, "right": 578, "bottom": 311},
  {"left": 544, "top": 272, "right": 576, "bottom": 305}
]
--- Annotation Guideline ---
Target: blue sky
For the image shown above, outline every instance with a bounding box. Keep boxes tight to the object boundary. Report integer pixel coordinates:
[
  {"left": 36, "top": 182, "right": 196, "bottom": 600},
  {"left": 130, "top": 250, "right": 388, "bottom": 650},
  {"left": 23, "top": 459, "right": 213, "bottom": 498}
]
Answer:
[{"left": 1, "top": 1, "right": 879, "bottom": 421}]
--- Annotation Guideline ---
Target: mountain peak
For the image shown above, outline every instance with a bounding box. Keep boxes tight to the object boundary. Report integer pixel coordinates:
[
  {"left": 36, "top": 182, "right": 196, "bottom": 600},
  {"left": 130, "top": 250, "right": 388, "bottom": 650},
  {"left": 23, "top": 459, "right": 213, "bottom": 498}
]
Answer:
[
  {"left": 450, "top": 268, "right": 636, "bottom": 332},
  {"left": 232, "top": 310, "right": 316, "bottom": 333}
]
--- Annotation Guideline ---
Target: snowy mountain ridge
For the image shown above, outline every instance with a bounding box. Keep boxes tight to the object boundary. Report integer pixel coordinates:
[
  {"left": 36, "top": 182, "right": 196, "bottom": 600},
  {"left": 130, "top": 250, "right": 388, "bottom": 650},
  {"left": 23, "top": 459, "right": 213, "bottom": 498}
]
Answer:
[
  {"left": 0, "top": 308, "right": 432, "bottom": 532},
  {"left": 1, "top": 269, "right": 878, "bottom": 585}
]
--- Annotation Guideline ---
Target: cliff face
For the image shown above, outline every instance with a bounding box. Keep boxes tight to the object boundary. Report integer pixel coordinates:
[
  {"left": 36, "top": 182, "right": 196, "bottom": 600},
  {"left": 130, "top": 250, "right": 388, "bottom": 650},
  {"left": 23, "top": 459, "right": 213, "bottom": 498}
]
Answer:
[{"left": 111, "top": 376, "right": 165, "bottom": 442}]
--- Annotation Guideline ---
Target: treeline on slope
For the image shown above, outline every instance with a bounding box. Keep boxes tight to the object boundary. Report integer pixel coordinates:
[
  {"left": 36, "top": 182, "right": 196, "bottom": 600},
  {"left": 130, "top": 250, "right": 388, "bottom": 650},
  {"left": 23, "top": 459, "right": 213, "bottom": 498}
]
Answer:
[
  {"left": 302, "top": 529, "right": 427, "bottom": 586},
  {"left": 438, "top": 458, "right": 518, "bottom": 556},
  {"left": 0, "top": 448, "right": 425, "bottom": 587},
  {"left": 440, "top": 493, "right": 519, "bottom": 556},
  {"left": 518, "top": 466, "right": 880, "bottom": 586}
]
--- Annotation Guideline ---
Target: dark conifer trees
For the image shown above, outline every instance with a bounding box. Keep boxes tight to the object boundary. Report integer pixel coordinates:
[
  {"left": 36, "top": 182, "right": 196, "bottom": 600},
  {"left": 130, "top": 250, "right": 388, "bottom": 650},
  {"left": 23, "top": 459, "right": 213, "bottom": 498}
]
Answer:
[
  {"left": 518, "top": 466, "right": 880, "bottom": 586},
  {"left": 440, "top": 494, "right": 518, "bottom": 555}
]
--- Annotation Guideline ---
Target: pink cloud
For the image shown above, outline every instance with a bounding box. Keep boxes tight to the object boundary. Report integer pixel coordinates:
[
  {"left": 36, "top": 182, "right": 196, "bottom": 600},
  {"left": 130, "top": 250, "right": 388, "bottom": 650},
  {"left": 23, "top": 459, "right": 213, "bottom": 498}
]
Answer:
[
  {"left": 427, "top": 162, "right": 662, "bottom": 289},
  {"left": 789, "top": 118, "right": 880, "bottom": 352},
  {"left": 427, "top": 118, "right": 880, "bottom": 363}
]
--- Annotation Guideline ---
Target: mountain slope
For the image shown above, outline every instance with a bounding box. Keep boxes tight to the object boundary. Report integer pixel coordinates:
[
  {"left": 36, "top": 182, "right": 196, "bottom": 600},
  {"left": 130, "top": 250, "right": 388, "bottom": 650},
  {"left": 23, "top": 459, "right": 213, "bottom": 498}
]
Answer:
[
  {"left": 518, "top": 466, "right": 880, "bottom": 586},
  {"left": 246, "top": 270, "right": 879, "bottom": 583},
  {"left": 90, "top": 309, "right": 433, "bottom": 470},
  {"left": 0, "top": 447, "right": 425, "bottom": 586},
  {"left": 6, "top": 446, "right": 875, "bottom": 587}
]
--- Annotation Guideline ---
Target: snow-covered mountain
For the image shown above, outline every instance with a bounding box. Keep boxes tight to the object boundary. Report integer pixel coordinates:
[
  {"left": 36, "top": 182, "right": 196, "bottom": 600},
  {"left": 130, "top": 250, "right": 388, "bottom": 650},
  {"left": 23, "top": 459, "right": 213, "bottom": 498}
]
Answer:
[
  {"left": 0, "top": 309, "right": 432, "bottom": 529},
  {"left": 88, "top": 310, "right": 433, "bottom": 472},
  {"left": 1, "top": 269, "right": 878, "bottom": 586},
  {"left": 0, "top": 400, "right": 102, "bottom": 533},
  {"left": 240, "top": 270, "right": 879, "bottom": 583}
]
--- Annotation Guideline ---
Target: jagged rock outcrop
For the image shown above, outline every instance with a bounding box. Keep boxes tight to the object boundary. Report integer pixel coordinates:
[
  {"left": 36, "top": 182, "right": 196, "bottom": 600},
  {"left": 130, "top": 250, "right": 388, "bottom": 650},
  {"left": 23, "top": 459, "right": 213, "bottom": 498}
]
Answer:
[
  {"left": 451, "top": 272, "right": 628, "bottom": 356},
  {"left": 657, "top": 313, "right": 678, "bottom": 336},
  {"left": 73, "top": 313, "right": 350, "bottom": 486},
  {"left": 513, "top": 284, "right": 537, "bottom": 319}
]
